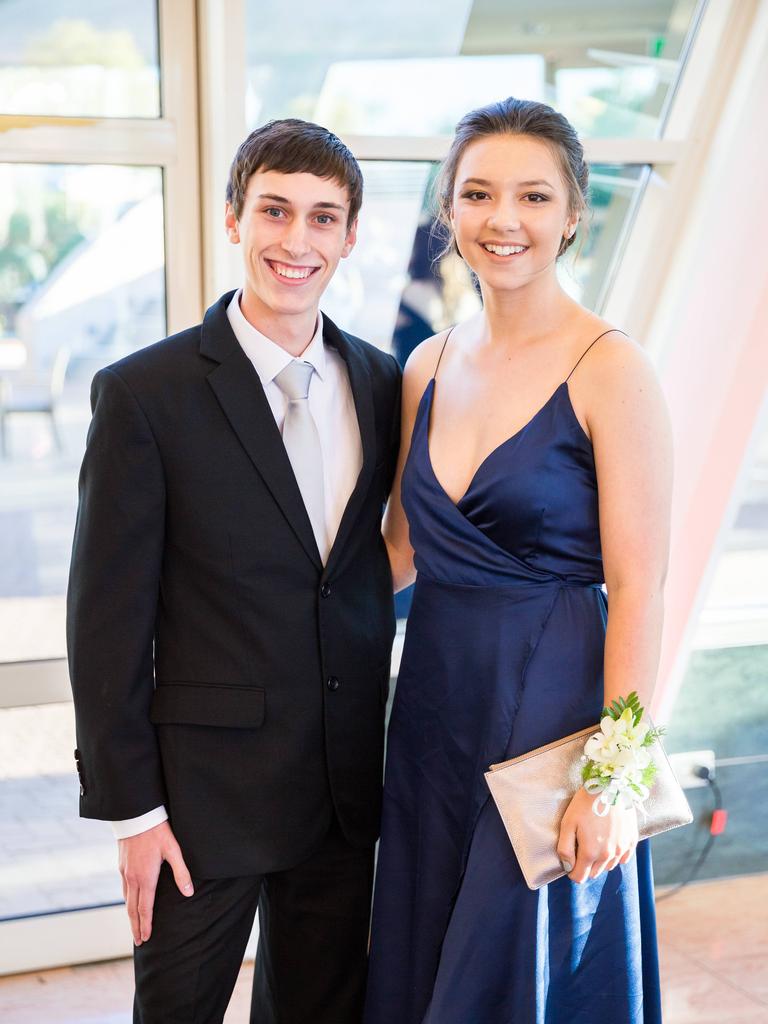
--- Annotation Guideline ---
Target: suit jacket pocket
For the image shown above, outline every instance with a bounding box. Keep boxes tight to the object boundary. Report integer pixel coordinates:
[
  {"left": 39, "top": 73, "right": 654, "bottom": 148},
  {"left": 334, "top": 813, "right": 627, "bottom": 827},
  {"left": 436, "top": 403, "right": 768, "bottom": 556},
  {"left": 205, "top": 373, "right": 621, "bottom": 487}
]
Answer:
[{"left": 150, "top": 682, "right": 265, "bottom": 728}]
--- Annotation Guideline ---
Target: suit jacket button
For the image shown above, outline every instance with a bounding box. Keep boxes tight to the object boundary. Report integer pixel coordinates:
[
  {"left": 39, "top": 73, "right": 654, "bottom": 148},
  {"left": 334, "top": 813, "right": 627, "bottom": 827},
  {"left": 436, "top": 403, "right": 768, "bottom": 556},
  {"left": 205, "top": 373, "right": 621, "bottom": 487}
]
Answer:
[
  {"left": 321, "top": 583, "right": 331, "bottom": 598},
  {"left": 327, "top": 676, "right": 340, "bottom": 692}
]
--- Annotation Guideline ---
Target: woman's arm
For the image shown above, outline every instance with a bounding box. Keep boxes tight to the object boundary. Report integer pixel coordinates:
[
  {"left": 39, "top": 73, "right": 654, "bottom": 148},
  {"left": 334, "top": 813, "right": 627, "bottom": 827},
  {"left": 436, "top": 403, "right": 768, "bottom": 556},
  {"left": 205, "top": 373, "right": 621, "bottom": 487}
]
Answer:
[
  {"left": 557, "top": 334, "right": 673, "bottom": 883},
  {"left": 383, "top": 333, "right": 449, "bottom": 593},
  {"left": 590, "top": 336, "right": 673, "bottom": 712}
]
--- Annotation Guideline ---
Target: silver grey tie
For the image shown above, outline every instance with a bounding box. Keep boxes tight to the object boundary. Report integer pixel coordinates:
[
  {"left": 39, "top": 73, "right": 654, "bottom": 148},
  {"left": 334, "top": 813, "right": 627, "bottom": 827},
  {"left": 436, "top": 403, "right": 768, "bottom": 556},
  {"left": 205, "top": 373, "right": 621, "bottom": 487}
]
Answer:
[{"left": 274, "top": 360, "right": 328, "bottom": 562}]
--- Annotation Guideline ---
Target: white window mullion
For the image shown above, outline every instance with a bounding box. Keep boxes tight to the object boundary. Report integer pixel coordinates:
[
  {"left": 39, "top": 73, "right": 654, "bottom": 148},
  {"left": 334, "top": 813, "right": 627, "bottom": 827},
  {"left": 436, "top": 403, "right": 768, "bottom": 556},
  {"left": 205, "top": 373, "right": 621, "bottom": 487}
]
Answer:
[
  {"left": 340, "top": 134, "right": 684, "bottom": 166},
  {"left": 196, "top": 0, "right": 247, "bottom": 306},
  {"left": 607, "top": 0, "right": 754, "bottom": 340},
  {"left": 0, "top": 115, "right": 175, "bottom": 165},
  {"left": 158, "top": 0, "right": 204, "bottom": 332},
  {"left": 0, "top": 660, "right": 70, "bottom": 709}
]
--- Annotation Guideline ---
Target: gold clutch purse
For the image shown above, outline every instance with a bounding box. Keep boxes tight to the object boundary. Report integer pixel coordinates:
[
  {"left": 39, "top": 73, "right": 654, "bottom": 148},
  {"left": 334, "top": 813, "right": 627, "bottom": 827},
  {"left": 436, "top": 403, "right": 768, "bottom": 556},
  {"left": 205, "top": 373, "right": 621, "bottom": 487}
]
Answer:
[{"left": 484, "top": 723, "right": 693, "bottom": 890}]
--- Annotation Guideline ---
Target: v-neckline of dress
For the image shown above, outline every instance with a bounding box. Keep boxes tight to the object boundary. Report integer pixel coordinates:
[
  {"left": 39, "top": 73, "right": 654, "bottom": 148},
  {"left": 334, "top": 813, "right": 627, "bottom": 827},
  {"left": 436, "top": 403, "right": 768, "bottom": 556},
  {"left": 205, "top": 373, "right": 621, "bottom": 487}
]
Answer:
[{"left": 423, "top": 377, "right": 584, "bottom": 510}]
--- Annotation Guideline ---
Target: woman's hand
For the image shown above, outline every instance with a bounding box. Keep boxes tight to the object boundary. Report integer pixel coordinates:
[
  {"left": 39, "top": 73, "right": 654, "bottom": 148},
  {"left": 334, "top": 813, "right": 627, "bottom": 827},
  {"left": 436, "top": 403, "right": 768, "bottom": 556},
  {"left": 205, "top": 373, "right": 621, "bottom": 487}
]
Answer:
[{"left": 556, "top": 786, "right": 638, "bottom": 883}]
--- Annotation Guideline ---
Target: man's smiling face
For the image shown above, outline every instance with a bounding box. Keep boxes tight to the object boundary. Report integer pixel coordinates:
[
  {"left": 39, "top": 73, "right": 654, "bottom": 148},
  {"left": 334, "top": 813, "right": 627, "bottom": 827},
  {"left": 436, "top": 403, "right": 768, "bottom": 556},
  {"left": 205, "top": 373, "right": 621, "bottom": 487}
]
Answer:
[{"left": 225, "top": 169, "right": 357, "bottom": 321}]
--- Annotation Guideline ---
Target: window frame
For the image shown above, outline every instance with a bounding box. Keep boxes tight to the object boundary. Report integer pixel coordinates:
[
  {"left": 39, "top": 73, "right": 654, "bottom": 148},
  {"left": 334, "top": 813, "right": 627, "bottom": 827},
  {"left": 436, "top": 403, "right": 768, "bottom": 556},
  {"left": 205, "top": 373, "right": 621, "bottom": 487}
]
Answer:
[{"left": 0, "top": 0, "right": 202, "bottom": 973}]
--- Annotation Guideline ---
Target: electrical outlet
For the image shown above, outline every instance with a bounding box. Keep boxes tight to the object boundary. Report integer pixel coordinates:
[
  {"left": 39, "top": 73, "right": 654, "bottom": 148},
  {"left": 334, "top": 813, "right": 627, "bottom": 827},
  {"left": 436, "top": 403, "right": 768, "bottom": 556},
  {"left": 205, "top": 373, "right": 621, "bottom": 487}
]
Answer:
[{"left": 668, "top": 749, "right": 716, "bottom": 789}]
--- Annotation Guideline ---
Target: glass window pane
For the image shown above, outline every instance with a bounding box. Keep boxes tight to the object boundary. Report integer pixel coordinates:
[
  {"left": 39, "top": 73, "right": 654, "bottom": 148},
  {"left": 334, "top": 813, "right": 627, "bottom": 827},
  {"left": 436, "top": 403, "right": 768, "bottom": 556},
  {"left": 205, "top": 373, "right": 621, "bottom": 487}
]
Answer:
[
  {"left": 323, "top": 162, "right": 449, "bottom": 353},
  {"left": 0, "top": 0, "right": 160, "bottom": 118},
  {"left": 246, "top": 0, "right": 700, "bottom": 139},
  {"left": 0, "top": 701, "right": 120, "bottom": 918},
  {"left": 652, "top": 410, "right": 768, "bottom": 885},
  {"left": 0, "top": 163, "right": 165, "bottom": 664},
  {"left": 563, "top": 163, "right": 648, "bottom": 311}
]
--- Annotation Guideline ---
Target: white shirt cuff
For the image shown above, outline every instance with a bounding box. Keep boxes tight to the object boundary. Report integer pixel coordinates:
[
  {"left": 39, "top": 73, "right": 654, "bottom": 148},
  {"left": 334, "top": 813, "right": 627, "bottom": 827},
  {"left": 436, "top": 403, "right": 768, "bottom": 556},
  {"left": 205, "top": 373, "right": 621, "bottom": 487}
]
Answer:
[{"left": 111, "top": 805, "right": 169, "bottom": 839}]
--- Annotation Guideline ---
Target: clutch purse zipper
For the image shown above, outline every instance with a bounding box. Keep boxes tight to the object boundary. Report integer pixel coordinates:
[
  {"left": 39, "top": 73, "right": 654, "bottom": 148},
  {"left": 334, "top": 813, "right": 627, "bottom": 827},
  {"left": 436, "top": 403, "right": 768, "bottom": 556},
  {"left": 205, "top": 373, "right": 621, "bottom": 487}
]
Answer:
[
  {"left": 488, "top": 714, "right": 664, "bottom": 773},
  {"left": 488, "top": 724, "right": 596, "bottom": 773}
]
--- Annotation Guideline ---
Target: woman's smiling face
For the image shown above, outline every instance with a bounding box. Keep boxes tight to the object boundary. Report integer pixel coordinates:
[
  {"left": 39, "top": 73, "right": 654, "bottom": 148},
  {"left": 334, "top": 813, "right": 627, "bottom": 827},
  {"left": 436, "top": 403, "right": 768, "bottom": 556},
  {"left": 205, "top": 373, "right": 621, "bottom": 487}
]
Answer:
[{"left": 450, "top": 134, "right": 577, "bottom": 293}]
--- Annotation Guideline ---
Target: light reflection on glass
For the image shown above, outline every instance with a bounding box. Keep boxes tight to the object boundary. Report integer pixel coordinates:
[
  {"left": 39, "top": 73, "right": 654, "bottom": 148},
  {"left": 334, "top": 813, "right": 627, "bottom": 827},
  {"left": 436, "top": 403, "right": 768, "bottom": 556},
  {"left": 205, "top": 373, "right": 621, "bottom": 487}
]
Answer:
[
  {"left": 0, "top": 0, "right": 160, "bottom": 118},
  {"left": 0, "top": 163, "right": 165, "bottom": 664}
]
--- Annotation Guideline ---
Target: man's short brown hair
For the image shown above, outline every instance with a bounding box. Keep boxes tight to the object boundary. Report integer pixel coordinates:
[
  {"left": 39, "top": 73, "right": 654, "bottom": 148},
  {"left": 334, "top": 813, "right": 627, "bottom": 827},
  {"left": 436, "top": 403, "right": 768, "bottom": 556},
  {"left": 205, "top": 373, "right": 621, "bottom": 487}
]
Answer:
[{"left": 226, "top": 119, "right": 363, "bottom": 227}]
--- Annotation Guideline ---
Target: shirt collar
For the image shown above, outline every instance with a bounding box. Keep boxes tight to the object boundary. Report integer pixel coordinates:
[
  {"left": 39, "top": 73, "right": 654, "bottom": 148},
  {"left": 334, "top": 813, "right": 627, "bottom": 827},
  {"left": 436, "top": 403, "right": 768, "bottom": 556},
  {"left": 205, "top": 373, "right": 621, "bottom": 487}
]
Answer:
[{"left": 226, "top": 289, "right": 326, "bottom": 385}]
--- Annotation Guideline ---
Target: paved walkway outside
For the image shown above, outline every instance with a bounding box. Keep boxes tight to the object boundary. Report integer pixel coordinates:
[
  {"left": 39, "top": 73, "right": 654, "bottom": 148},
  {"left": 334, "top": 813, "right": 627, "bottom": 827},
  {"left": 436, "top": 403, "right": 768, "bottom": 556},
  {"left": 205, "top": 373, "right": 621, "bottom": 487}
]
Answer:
[{"left": 0, "top": 703, "right": 120, "bottom": 920}]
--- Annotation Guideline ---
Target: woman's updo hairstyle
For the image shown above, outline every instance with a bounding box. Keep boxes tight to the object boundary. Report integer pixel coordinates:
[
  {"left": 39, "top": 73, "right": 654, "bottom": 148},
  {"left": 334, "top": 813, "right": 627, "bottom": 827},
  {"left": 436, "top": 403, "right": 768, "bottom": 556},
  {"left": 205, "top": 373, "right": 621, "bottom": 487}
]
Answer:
[{"left": 435, "top": 96, "right": 589, "bottom": 259}]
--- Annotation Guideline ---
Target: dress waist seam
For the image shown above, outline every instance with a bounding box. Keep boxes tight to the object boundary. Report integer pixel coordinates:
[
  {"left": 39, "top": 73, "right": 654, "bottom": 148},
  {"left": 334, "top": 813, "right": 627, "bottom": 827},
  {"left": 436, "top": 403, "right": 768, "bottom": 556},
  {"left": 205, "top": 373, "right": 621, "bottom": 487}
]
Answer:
[{"left": 415, "top": 572, "right": 603, "bottom": 592}]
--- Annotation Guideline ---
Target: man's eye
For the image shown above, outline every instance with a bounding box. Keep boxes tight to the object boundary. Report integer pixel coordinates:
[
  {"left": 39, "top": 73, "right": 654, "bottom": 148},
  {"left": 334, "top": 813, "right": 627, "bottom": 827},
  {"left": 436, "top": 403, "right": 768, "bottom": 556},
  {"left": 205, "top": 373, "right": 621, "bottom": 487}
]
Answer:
[
  {"left": 264, "top": 207, "right": 284, "bottom": 218},
  {"left": 316, "top": 214, "right": 335, "bottom": 225}
]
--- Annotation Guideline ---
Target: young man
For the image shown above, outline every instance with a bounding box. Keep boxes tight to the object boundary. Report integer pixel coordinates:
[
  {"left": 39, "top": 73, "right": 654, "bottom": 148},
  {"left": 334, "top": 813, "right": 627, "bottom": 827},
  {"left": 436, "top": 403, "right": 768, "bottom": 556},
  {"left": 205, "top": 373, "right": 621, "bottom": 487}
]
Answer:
[{"left": 67, "top": 119, "right": 401, "bottom": 1023}]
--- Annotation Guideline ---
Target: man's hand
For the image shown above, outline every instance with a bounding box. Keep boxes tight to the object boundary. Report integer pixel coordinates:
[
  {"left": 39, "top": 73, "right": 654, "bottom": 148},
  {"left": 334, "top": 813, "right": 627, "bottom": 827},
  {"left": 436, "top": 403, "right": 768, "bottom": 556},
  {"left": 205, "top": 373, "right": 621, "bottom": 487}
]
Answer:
[{"left": 118, "top": 820, "right": 194, "bottom": 945}]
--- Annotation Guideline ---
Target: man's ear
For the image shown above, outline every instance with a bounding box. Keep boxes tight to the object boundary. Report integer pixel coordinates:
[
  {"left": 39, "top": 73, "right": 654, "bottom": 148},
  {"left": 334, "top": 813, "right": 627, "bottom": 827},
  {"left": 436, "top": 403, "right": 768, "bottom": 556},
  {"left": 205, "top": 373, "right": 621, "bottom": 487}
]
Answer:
[
  {"left": 341, "top": 216, "right": 358, "bottom": 258},
  {"left": 225, "top": 202, "right": 240, "bottom": 244}
]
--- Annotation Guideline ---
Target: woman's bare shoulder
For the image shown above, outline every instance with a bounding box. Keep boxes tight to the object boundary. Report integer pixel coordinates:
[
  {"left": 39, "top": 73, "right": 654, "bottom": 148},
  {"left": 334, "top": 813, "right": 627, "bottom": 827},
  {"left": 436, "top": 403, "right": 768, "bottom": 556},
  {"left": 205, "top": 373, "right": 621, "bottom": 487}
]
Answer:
[
  {"left": 404, "top": 328, "right": 454, "bottom": 373},
  {"left": 401, "top": 328, "right": 455, "bottom": 399},
  {"left": 576, "top": 317, "right": 655, "bottom": 385},
  {"left": 572, "top": 318, "right": 670, "bottom": 447}
]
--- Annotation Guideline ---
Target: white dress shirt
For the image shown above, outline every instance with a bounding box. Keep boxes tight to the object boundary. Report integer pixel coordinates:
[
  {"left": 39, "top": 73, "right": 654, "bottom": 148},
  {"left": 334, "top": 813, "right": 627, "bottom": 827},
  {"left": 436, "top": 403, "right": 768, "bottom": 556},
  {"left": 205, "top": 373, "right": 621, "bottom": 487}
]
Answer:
[
  {"left": 226, "top": 289, "right": 363, "bottom": 554},
  {"left": 111, "top": 291, "right": 363, "bottom": 840}
]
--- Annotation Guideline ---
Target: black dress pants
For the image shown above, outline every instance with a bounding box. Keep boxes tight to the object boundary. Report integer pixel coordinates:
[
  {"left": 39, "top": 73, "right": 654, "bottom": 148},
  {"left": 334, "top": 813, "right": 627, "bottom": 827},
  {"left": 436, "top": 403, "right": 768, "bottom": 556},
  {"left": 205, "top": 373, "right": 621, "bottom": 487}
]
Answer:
[{"left": 133, "top": 817, "right": 375, "bottom": 1023}]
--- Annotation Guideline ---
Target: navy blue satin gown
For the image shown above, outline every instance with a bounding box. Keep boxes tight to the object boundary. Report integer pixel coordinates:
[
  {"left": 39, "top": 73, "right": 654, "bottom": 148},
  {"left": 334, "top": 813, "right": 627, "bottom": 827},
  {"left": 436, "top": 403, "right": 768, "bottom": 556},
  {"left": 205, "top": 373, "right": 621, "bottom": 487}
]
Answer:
[{"left": 364, "top": 346, "right": 663, "bottom": 1024}]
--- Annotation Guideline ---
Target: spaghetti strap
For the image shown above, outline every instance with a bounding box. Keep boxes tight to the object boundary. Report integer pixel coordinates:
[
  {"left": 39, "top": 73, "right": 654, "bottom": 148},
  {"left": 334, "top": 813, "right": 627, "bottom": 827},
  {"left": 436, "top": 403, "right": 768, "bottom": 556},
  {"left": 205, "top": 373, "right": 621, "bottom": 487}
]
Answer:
[
  {"left": 565, "top": 328, "right": 628, "bottom": 382},
  {"left": 433, "top": 327, "right": 455, "bottom": 380}
]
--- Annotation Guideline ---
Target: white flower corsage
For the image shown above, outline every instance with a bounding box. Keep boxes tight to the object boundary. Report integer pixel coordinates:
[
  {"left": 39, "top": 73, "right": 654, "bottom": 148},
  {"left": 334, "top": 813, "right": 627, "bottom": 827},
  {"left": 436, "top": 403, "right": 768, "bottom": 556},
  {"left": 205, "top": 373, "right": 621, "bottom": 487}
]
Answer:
[{"left": 581, "top": 692, "right": 665, "bottom": 817}]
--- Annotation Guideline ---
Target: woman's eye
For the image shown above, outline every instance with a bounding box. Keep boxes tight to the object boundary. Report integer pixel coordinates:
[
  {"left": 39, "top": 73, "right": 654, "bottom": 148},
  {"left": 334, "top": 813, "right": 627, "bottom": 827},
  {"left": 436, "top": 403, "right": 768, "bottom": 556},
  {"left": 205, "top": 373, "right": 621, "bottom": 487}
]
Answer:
[
  {"left": 464, "top": 190, "right": 489, "bottom": 201},
  {"left": 525, "top": 193, "right": 548, "bottom": 203}
]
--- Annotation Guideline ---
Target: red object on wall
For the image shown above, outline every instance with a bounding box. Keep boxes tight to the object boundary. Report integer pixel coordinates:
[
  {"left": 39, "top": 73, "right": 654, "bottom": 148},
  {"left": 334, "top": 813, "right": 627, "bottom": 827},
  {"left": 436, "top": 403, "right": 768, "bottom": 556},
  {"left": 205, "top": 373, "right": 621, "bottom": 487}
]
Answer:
[{"left": 710, "top": 809, "right": 728, "bottom": 836}]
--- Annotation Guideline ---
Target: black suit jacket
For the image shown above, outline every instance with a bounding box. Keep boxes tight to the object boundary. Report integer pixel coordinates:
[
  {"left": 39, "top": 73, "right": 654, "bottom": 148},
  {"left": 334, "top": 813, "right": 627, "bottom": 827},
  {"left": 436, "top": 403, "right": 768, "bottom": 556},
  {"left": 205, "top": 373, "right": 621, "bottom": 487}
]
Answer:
[{"left": 67, "top": 292, "right": 401, "bottom": 877}]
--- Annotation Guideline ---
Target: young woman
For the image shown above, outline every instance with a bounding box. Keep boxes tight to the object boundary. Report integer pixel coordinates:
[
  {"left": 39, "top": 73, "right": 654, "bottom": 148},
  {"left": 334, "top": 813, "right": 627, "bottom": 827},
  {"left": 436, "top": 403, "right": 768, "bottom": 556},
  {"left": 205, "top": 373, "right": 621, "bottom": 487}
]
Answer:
[{"left": 364, "top": 97, "right": 672, "bottom": 1023}]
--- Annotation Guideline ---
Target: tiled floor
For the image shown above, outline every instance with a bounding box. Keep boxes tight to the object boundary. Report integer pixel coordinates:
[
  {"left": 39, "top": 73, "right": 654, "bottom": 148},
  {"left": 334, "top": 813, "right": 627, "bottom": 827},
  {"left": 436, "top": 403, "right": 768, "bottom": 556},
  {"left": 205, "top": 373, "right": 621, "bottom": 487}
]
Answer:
[
  {"left": 653, "top": 874, "right": 768, "bottom": 1023},
  {"left": 0, "top": 873, "right": 765, "bottom": 1023}
]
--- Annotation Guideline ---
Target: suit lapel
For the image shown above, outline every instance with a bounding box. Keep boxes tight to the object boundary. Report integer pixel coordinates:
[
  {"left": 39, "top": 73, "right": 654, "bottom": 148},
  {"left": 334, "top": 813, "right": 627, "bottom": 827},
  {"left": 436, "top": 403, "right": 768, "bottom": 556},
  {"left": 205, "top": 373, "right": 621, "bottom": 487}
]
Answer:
[
  {"left": 322, "top": 316, "right": 377, "bottom": 575},
  {"left": 201, "top": 293, "right": 323, "bottom": 570}
]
